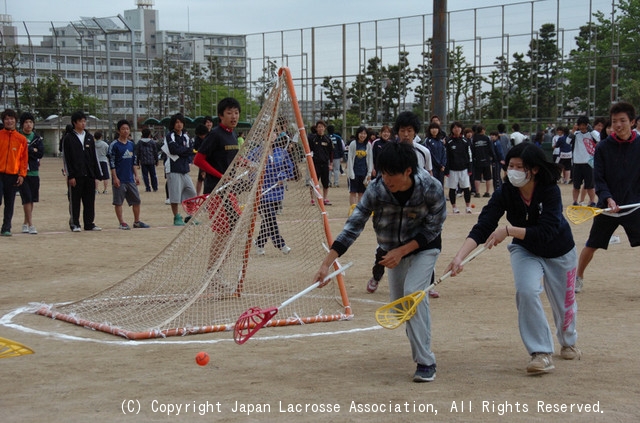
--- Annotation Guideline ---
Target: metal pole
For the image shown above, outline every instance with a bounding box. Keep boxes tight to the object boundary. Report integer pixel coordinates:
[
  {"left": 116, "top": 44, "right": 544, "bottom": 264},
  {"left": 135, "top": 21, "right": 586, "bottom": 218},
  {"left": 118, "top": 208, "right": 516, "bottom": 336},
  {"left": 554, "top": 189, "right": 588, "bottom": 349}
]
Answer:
[{"left": 432, "top": 0, "right": 448, "bottom": 125}]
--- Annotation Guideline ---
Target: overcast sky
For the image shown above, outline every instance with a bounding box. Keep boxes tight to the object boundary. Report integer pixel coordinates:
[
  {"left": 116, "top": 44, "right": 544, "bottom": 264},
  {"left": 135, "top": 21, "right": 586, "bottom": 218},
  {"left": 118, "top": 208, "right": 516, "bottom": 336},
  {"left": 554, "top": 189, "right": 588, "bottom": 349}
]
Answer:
[{"left": 4, "top": 0, "right": 615, "bottom": 35}]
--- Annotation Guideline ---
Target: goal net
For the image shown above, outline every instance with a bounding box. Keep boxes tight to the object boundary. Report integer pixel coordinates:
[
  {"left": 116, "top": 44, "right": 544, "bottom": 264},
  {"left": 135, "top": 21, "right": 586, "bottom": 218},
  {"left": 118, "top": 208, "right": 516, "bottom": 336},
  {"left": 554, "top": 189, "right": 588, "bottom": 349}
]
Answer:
[{"left": 36, "top": 67, "right": 352, "bottom": 339}]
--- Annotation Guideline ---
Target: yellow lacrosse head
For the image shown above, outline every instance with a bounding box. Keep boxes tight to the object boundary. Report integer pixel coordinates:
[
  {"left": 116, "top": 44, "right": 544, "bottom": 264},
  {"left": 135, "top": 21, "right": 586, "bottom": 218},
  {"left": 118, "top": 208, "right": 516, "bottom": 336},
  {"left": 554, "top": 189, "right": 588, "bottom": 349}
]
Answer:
[
  {"left": 565, "top": 205, "right": 603, "bottom": 225},
  {"left": 0, "top": 336, "right": 35, "bottom": 359},
  {"left": 375, "top": 290, "right": 427, "bottom": 329}
]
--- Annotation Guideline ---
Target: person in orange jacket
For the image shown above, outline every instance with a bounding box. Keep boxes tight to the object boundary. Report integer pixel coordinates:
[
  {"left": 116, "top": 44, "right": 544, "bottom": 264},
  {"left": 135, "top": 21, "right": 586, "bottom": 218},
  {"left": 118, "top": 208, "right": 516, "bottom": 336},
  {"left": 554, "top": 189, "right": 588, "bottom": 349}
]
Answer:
[{"left": 0, "top": 109, "right": 28, "bottom": 236}]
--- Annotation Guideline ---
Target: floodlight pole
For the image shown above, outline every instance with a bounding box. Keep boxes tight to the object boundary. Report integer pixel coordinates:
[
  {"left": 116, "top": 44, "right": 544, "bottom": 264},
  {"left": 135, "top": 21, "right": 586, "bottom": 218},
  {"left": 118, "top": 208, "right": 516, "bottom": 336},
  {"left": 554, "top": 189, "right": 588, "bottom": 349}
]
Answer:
[{"left": 433, "top": 0, "right": 448, "bottom": 126}]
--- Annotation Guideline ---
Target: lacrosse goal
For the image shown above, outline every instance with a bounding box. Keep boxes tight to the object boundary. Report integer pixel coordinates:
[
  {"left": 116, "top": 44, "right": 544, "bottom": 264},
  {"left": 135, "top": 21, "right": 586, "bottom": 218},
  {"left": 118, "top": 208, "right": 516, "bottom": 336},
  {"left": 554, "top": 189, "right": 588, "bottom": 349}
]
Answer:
[{"left": 36, "top": 67, "right": 352, "bottom": 339}]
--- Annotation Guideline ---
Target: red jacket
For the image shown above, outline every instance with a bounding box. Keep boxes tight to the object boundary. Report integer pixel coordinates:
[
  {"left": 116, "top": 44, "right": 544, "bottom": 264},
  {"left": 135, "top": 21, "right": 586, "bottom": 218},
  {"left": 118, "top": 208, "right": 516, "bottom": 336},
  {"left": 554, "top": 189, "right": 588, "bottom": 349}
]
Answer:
[{"left": 0, "top": 129, "right": 28, "bottom": 177}]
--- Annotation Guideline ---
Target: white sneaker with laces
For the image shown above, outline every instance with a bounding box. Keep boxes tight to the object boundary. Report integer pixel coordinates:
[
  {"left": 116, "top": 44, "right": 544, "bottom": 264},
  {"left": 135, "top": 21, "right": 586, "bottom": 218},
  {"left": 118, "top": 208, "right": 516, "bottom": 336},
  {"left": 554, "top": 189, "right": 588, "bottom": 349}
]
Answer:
[
  {"left": 29, "top": 225, "right": 38, "bottom": 234},
  {"left": 22, "top": 224, "right": 29, "bottom": 233},
  {"left": 281, "top": 245, "right": 291, "bottom": 255},
  {"left": 575, "top": 276, "right": 583, "bottom": 293}
]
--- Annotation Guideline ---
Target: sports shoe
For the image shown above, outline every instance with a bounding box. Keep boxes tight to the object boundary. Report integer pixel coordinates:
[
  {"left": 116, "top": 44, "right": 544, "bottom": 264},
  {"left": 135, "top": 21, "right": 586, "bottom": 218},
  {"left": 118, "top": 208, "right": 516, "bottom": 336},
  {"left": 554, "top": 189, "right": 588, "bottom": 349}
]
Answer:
[
  {"left": 89, "top": 226, "right": 102, "bottom": 231},
  {"left": 588, "top": 202, "right": 596, "bottom": 207},
  {"left": 281, "top": 245, "right": 291, "bottom": 255},
  {"left": 310, "top": 199, "right": 315, "bottom": 206},
  {"left": 560, "top": 345, "right": 582, "bottom": 360},
  {"left": 103, "top": 190, "right": 108, "bottom": 194},
  {"left": 133, "top": 221, "right": 150, "bottom": 228},
  {"left": 22, "top": 224, "right": 29, "bottom": 233},
  {"left": 119, "top": 222, "right": 131, "bottom": 230},
  {"left": 323, "top": 199, "right": 332, "bottom": 205},
  {"left": 165, "top": 198, "right": 171, "bottom": 205},
  {"left": 173, "top": 214, "right": 185, "bottom": 226},
  {"left": 574, "top": 276, "right": 583, "bottom": 293},
  {"left": 452, "top": 207, "right": 460, "bottom": 214},
  {"left": 474, "top": 193, "right": 481, "bottom": 198},
  {"left": 28, "top": 226, "right": 38, "bottom": 234},
  {"left": 428, "top": 290, "right": 439, "bottom": 298},
  {"left": 466, "top": 207, "right": 472, "bottom": 214},
  {"left": 527, "top": 353, "right": 554, "bottom": 374},
  {"left": 256, "top": 247, "right": 266, "bottom": 255},
  {"left": 1, "top": 231, "right": 12, "bottom": 237},
  {"left": 366, "top": 277, "right": 379, "bottom": 293},
  {"left": 71, "top": 226, "right": 82, "bottom": 232},
  {"left": 483, "top": 192, "right": 491, "bottom": 197},
  {"left": 413, "top": 363, "right": 436, "bottom": 382}
]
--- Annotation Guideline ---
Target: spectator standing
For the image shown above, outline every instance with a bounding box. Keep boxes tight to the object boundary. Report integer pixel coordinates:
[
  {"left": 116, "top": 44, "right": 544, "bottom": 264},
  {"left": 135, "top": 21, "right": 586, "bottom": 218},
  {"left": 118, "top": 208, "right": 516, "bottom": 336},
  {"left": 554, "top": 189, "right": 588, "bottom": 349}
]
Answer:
[
  {"left": 62, "top": 111, "right": 102, "bottom": 232},
  {"left": 371, "top": 125, "right": 392, "bottom": 177},
  {"left": 108, "top": 120, "right": 149, "bottom": 229},
  {"left": 445, "top": 121, "right": 473, "bottom": 214},
  {"left": 136, "top": 128, "right": 159, "bottom": 192},
  {"left": 423, "top": 122, "right": 447, "bottom": 187},
  {"left": 570, "top": 116, "right": 600, "bottom": 206},
  {"left": 346, "top": 126, "right": 373, "bottom": 210},
  {"left": 308, "top": 120, "right": 333, "bottom": 206},
  {"left": 0, "top": 109, "right": 28, "bottom": 236},
  {"left": 18, "top": 112, "right": 44, "bottom": 234},
  {"left": 328, "top": 125, "right": 345, "bottom": 188},
  {"left": 94, "top": 131, "right": 110, "bottom": 194},
  {"left": 471, "top": 125, "right": 494, "bottom": 198},
  {"left": 510, "top": 123, "right": 527, "bottom": 146},
  {"left": 163, "top": 113, "right": 197, "bottom": 226}
]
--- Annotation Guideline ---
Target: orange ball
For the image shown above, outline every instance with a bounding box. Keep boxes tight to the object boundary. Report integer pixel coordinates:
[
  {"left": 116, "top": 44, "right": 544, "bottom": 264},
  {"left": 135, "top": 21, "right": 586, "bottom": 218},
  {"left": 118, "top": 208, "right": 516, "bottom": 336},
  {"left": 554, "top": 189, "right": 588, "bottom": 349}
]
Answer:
[
  {"left": 471, "top": 204, "right": 476, "bottom": 208},
  {"left": 195, "top": 351, "right": 210, "bottom": 366}
]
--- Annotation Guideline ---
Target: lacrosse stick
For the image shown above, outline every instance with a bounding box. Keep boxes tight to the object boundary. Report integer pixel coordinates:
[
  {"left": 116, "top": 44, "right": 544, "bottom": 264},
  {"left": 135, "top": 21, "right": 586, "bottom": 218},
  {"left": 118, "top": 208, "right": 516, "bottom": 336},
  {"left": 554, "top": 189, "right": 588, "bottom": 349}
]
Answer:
[
  {"left": 0, "top": 336, "right": 35, "bottom": 359},
  {"left": 375, "top": 246, "right": 487, "bottom": 329},
  {"left": 234, "top": 262, "right": 353, "bottom": 344},
  {"left": 565, "top": 202, "right": 640, "bottom": 225}
]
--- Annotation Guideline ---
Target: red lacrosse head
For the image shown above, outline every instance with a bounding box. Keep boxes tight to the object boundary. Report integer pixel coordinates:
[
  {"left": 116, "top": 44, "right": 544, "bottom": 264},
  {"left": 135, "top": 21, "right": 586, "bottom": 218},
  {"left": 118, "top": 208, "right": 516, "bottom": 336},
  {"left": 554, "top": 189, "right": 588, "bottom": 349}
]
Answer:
[{"left": 233, "top": 306, "right": 278, "bottom": 344}]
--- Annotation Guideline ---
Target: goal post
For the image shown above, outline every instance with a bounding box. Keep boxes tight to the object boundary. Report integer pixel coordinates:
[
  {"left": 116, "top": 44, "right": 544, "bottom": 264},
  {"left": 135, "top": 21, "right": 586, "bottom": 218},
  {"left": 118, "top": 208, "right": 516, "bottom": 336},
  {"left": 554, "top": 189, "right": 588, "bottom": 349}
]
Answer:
[{"left": 36, "top": 67, "right": 352, "bottom": 339}]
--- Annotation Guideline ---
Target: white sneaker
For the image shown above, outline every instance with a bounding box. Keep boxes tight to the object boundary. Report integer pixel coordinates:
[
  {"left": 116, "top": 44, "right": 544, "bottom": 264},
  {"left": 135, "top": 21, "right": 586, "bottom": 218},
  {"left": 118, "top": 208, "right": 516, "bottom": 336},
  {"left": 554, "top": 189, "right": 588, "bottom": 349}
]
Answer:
[
  {"left": 165, "top": 198, "right": 171, "bottom": 205},
  {"left": 527, "top": 353, "right": 554, "bottom": 374},
  {"left": 256, "top": 247, "right": 266, "bottom": 256},
  {"left": 72, "top": 226, "right": 82, "bottom": 232},
  {"left": 452, "top": 207, "right": 460, "bottom": 214},
  {"left": 28, "top": 225, "right": 38, "bottom": 234},
  {"left": 466, "top": 207, "right": 472, "bottom": 214},
  {"left": 574, "top": 276, "right": 583, "bottom": 293},
  {"left": 22, "top": 224, "right": 29, "bottom": 233},
  {"left": 281, "top": 245, "right": 291, "bottom": 255}
]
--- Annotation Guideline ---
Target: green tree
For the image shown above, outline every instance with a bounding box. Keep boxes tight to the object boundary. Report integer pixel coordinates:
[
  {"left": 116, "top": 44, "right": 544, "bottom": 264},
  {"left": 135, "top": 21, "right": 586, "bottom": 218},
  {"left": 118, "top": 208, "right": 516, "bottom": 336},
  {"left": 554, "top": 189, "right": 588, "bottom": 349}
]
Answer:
[
  {"left": 527, "top": 23, "right": 561, "bottom": 123},
  {"left": 320, "top": 76, "right": 343, "bottom": 121}
]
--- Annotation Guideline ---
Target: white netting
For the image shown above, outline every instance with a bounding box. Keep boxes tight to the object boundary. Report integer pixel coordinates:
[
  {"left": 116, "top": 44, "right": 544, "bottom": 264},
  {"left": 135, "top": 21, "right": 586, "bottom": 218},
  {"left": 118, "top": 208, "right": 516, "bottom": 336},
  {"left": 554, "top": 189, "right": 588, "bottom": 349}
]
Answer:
[{"left": 37, "top": 68, "right": 351, "bottom": 339}]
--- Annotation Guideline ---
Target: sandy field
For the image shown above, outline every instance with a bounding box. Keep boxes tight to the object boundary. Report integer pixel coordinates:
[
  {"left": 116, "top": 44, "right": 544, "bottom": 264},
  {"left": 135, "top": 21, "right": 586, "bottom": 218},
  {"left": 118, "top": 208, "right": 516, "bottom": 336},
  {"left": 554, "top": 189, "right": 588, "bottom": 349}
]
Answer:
[{"left": 1, "top": 157, "right": 639, "bottom": 422}]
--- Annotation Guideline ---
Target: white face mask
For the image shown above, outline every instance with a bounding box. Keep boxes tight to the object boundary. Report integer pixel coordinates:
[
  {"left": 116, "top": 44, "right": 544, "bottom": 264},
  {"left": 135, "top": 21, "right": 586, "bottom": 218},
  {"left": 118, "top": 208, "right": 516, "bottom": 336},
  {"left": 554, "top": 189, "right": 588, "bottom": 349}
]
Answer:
[{"left": 507, "top": 169, "right": 530, "bottom": 187}]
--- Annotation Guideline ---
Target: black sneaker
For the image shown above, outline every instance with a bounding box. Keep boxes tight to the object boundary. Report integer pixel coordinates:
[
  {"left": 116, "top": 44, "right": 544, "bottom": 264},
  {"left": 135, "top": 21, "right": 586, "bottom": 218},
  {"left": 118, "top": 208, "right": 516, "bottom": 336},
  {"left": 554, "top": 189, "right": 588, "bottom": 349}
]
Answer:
[{"left": 413, "top": 363, "right": 436, "bottom": 382}]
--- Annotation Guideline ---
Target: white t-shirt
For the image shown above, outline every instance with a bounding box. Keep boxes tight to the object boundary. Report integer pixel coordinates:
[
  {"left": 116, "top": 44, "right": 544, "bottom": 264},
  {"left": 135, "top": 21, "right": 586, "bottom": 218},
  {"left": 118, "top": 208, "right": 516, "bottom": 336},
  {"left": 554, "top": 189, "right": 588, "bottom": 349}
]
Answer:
[
  {"left": 572, "top": 130, "right": 600, "bottom": 165},
  {"left": 510, "top": 131, "right": 526, "bottom": 146}
]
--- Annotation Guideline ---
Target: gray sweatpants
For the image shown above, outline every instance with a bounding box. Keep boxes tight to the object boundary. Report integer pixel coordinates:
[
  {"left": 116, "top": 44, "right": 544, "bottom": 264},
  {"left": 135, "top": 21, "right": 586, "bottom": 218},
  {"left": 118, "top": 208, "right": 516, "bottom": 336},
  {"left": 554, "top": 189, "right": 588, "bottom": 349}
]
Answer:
[
  {"left": 508, "top": 244, "right": 578, "bottom": 355},
  {"left": 388, "top": 248, "right": 440, "bottom": 366}
]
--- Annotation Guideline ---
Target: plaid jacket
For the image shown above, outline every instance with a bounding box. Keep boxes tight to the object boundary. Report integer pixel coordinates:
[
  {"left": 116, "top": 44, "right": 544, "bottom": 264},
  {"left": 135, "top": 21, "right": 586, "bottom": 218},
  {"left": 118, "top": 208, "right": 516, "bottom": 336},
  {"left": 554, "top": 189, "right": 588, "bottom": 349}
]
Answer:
[{"left": 334, "top": 168, "right": 446, "bottom": 254}]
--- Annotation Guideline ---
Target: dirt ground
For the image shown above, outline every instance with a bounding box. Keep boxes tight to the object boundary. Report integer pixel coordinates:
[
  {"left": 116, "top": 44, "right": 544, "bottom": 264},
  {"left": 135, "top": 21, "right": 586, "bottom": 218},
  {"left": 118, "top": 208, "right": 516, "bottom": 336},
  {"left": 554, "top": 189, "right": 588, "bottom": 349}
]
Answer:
[{"left": 1, "top": 157, "right": 639, "bottom": 422}]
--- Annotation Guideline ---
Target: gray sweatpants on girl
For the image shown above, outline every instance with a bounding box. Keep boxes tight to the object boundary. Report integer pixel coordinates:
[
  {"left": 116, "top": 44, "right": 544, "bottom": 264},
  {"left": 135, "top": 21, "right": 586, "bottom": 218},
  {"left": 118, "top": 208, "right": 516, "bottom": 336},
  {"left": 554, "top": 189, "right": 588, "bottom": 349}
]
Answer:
[
  {"left": 387, "top": 248, "right": 440, "bottom": 366},
  {"left": 508, "top": 244, "right": 578, "bottom": 355}
]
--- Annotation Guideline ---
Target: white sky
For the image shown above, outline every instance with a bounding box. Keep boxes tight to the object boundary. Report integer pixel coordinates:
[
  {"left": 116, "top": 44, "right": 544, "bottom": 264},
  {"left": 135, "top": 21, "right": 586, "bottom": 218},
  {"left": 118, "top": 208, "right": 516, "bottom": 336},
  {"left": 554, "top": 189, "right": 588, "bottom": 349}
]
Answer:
[{"left": 4, "top": 0, "right": 614, "bottom": 35}]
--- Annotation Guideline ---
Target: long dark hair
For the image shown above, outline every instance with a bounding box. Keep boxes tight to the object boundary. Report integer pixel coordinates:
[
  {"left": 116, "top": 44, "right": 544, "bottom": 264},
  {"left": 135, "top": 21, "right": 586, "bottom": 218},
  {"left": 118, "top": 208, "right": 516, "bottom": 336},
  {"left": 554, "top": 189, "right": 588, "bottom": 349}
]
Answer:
[{"left": 504, "top": 142, "right": 560, "bottom": 185}]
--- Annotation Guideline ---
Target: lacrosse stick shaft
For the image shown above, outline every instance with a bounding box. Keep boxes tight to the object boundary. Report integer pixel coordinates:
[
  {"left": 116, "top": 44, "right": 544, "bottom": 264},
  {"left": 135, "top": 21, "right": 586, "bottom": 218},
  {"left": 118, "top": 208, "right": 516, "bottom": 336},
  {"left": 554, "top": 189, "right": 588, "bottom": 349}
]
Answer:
[
  {"left": 601, "top": 202, "right": 640, "bottom": 213},
  {"left": 434, "top": 245, "right": 487, "bottom": 286},
  {"left": 280, "top": 262, "right": 352, "bottom": 308}
]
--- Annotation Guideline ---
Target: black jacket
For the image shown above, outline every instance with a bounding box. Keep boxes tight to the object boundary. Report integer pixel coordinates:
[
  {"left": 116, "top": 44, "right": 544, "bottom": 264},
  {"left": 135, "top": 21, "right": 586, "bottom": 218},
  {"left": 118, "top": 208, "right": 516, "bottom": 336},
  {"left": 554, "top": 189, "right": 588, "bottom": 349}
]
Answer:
[{"left": 62, "top": 131, "right": 102, "bottom": 180}]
